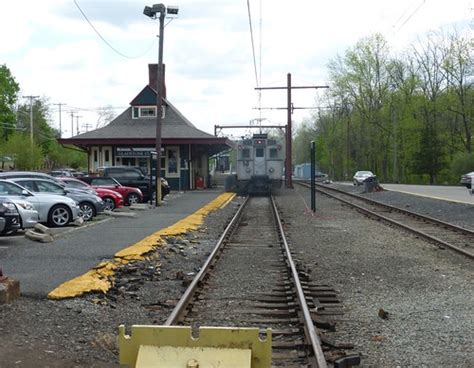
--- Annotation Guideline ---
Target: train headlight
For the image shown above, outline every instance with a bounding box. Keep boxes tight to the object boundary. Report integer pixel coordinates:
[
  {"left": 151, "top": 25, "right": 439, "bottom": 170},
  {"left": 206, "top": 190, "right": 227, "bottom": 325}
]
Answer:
[{"left": 269, "top": 167, "right": 274, "bottom": 173}]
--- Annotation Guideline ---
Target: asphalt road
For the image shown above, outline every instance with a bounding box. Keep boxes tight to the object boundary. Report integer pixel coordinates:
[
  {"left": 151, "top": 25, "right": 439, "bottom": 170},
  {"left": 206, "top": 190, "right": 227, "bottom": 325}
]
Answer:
[{"left": 0, "top": 189, "right": 225, "bottom": 297}]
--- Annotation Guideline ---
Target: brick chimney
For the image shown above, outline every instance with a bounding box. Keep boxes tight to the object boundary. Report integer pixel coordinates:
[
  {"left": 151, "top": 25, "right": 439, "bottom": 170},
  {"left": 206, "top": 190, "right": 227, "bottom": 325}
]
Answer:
[{"left": 148, "top": 63, "right": 166, "bottom": 99}]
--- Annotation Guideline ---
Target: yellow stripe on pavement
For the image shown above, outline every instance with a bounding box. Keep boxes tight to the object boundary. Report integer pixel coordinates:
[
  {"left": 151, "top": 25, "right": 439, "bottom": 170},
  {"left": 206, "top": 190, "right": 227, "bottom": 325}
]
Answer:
[{"left": 48, "top": 192, "right": 236, "bottom": 300}]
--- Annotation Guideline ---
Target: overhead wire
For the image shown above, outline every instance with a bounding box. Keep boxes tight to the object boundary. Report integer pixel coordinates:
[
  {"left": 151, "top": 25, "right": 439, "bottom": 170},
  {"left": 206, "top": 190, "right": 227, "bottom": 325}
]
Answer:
[
  {"left": 246, "top": 0, "right": 259, "bottom": 88},
  {"left": 73, "top": 0, "right": 156, "bottom": 59},
  {"left": 394, "top": 0, "right": 426, "bottom": 33}
]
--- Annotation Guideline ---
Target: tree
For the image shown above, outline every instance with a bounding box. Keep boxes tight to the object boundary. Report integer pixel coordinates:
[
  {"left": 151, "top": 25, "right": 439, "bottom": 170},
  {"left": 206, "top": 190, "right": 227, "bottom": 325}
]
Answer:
[
  {"left": 96, "top": 105, "right": 116, "bottom": 129},
  {"left": 0, "top": 64, "right": 20, "bottom": 140},
  {"left": 1, "top": 132, "right": 43, "bottom": 170}
]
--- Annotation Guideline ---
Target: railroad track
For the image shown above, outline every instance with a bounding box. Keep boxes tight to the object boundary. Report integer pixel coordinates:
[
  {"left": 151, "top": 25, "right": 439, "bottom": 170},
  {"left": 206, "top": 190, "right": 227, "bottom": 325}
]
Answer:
[
  {"left": 163, "top": 195, "right": 360, "bottom": 367},
  {"left": 298, "top": 182, "right": 474, "bottom": 259}
]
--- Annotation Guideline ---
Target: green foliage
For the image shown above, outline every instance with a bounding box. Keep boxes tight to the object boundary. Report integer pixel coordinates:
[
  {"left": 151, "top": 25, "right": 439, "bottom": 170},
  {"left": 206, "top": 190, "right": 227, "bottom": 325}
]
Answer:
[
  {"left": 450, "top": 152, "right": 474, "bottom": 176},
  {"left": 294, "top": 28, "right": 473, "bottom": 184},
  {"left": 0, "top": 133, "right": 43, "bottom": 169},
  {"left": 0, "top": 64, "right": 20, "bottom": 140}
]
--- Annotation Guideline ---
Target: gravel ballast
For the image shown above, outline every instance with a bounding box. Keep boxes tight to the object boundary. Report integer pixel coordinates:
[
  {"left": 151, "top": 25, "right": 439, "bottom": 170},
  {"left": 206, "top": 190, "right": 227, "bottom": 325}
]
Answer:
[{"left": 1, "top": 186, "right": 472, "bottom": 367}]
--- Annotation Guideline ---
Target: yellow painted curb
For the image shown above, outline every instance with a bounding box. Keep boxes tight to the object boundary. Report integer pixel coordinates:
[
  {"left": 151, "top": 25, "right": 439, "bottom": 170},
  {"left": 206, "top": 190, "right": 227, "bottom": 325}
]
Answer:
[{"left": 48, "top": 192, "right": 236, "bottom": 299}]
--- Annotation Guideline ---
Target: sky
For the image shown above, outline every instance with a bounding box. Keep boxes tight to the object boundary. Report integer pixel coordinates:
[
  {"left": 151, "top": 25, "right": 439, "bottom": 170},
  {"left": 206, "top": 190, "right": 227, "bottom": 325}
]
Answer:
[{"left": 0, "top": 0, "right": 472, "bottom": 139}]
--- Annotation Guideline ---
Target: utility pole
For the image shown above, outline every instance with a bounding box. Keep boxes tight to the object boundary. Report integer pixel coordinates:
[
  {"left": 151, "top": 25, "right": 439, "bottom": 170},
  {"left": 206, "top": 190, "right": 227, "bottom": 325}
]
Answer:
[
  {"left": 83, "top": 123, "right": 92, "bottom": 132},
  {"left": 70, "top": 111, "right": 75, "bottom": 137},
  {"left": 53, "top": 102, "right": 66, "bottom": 138},
  {"left": 75, "top": 115, "right": 82, "bottom": 135},
  {"left": 255, "top": 74, "right": 329, "bottom": 189},
  {"left": 23, "top": 95, "right": 39, "bottom": 144}
]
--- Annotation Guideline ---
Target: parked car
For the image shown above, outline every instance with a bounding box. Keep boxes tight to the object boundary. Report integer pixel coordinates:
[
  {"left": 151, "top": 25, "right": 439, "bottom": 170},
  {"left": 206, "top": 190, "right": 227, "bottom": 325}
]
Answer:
[
  {"left": 10, "top": 198, "right": 39, "bottom": 230},
  {"left": 79, "top": 176, "right": 143, "bottom": 205},
  {"left": 0, "top": 171, "right": 61, "bottom": 182},
  {"left": 96, "top": 166, "right": 170, "bottom": 201},
  {"left": 10, "top": 178, "right": 105, "bottom": 221},
  {"left": 314, "top": 171, "right": 329, "bottom": 182},
  {"left": 0, "top": 180, "right": 79, "bottom": 227},
  {"left": 460, "top": 171, "right": 474, "bottom": 189},
  {"left": 48, "top": 170, "right": 74, "bottom": 177},
  {"left": 58, "top": 177, "right": 124, "bottom": 211},
  {"left": 0, "top": 197, "right": 21, "bottom": 235},
  {"left": 353, "top": 171, "right": 375, "bottom": 186}
]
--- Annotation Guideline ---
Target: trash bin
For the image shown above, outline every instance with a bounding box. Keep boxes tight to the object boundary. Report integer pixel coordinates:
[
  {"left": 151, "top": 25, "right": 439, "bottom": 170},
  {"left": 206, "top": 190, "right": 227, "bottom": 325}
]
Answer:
[
  {"left": 195, "top": 176, "right": 204, "bottom": 189},
  {"left": 363, "top": 176, "right": 379, "bottom": 193}
]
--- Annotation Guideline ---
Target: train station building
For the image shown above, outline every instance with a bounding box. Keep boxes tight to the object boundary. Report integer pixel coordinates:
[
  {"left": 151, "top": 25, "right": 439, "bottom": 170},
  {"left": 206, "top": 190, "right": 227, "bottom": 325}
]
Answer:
[{"left": 58, "top": 64, "right": 233, "bottom": 191}]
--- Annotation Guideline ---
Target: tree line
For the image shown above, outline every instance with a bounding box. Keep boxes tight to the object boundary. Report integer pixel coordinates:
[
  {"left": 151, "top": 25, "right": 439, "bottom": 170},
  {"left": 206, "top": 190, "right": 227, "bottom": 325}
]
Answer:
[
  {"left": 293, "top": 29, "right": 473, "bottom": 185},
  {"left": 0, "top": 64, "right": 86, "bottom": 171}
]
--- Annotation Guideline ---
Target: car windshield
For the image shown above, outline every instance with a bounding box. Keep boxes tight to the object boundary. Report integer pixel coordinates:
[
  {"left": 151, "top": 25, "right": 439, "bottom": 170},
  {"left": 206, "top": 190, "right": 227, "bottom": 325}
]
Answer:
[
  {"left": 92, "top": 177, "right": 119, "bottom": 186},
  {"left": 0, "top": 181, "right": 29, "bottom": 195},
  {"left": 357, "top": 171, "right": 373, "bottom": 176}
]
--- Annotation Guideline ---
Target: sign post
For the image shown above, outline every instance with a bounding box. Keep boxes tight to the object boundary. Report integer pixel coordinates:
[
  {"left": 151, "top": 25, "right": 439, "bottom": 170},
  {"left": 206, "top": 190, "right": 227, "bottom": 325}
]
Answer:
[
  {"left": 150, "top": 151, "right": 157, "bottom": 205},
  {"left": 310, "top": 141, "right": 316, "bottom": 212}
]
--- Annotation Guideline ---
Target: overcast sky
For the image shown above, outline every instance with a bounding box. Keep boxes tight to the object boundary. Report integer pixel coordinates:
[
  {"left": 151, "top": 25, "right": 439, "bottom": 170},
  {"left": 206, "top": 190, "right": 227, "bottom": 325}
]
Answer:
[{"left": 0, "top": 0, "right": 471, "bottom": 139}]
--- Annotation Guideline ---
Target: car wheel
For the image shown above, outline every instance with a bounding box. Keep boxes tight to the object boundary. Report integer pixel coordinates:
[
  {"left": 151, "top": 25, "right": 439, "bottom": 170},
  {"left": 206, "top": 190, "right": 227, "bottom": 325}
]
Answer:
[
  {"left": 48, "top": 204, "right": 71, "bottom": 227},
  {"left": 103, "top": 197, "right": 115, "bottom": 211},
  {"left": 79, "top": 202, "right": 95, "bottom": 221},
  {"left": 127, "top": 192, "right": 141, "bottom": 205}
]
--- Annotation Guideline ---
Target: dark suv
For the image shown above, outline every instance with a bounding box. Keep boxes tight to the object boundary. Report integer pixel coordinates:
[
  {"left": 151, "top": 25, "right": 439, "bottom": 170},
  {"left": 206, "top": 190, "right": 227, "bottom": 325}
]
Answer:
[
  {"left": 97, "top": 166, "right": 170, "bottom": 201},
  {"left": 0, "top": 197, "right": 21, "bottom": 235}
]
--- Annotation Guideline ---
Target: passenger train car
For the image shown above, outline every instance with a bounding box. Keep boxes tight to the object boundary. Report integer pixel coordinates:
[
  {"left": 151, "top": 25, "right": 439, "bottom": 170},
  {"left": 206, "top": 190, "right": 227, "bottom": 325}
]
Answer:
[{"left": 235, "top": 133, "right": 285, "bottom": 194}]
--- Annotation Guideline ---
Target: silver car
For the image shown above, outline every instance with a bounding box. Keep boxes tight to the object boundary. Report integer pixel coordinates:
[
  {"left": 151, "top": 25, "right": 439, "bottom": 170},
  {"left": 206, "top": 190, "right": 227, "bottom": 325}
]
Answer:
[
  {"left": 0, "top": 180, "right": 80, "bottom": 227},
  {"left": 353, "top": 171, "right": 375, "bottom": 186},
  {"left": 10, "top": 199, "right": 39, "bottom": 229},
  {"left": 11, "top": 178, "right": 105, "bottom": 221}
]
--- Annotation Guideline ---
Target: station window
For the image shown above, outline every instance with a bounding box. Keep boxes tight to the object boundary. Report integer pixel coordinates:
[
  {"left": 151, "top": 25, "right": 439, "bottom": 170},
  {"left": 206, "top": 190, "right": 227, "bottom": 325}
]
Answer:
[
  {"left": 104, "top": 150, "right": 110, "bottom": 162},
  {"left": 93, "top": 150, "right": 98, "bottom": 162},
  {"left": 242, "top": 148, "right": 250, "bottom": 158}
]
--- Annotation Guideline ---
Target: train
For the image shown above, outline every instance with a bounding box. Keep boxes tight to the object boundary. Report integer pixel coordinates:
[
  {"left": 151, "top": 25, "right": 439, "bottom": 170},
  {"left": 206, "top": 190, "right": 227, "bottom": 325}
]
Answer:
[{"left": 233, "top": 133, "right": 285, "bottom": 195}]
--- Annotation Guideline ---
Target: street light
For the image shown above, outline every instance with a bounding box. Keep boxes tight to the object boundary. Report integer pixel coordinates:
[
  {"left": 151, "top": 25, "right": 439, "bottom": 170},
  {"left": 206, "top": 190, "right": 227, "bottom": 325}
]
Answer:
[{"left": 143, "top": 3, "right": 178, "bottom": 206}]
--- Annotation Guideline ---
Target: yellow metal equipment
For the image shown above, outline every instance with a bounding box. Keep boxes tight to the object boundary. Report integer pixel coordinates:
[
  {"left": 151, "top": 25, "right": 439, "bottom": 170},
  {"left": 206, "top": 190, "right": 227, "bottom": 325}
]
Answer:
[{"left": 118, "top": 325, "right": 272, "bottom": 368}]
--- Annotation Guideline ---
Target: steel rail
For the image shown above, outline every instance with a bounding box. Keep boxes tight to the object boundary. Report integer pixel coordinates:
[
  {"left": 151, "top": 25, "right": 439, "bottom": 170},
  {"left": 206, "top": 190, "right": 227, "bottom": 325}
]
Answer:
[
  {"left": 300, "top": 183, "right": 474, "bottom": 259},
  {"left": 270, "top": 196, "right": 328, "bottom": 368},
  {"left": 164, "top": 196, "right": 249, "bottom": 325},
  {"left": 313, "top": 183, "right": 474, "bottom": 236}
]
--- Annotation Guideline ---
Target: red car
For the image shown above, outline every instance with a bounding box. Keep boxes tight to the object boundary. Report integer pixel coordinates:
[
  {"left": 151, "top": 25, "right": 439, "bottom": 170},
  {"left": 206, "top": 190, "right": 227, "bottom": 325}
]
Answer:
[
  {"left": 58, "top": 177, "right": 124, "bottom": 211},
  {"left": 79, "top": 176, "right": 143, "bottom": 205}
]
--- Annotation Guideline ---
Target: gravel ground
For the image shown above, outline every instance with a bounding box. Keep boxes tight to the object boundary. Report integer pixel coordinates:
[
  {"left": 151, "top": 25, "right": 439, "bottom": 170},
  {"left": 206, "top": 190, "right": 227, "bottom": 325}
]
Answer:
[
  {"left": 1, "top": 186, "right": 473, "bottom": 367},
  {"left": 276, "top": 185, "right": 473, "bottom": 367}
]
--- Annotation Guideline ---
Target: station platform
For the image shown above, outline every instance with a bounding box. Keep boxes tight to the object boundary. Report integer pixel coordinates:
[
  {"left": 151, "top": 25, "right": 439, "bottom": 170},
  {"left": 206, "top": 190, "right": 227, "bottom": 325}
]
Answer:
[{"left": 1, "top": 189, "right": 231, "bottom": 298}]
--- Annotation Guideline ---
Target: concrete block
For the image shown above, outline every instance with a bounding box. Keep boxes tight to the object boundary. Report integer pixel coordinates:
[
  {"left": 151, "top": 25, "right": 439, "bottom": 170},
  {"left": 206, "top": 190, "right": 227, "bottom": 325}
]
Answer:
[
  {"left": 129, "top": 203, "right": 152, "bottom": 211},
  {"left": 25, "top": 229, "right": 54, "bottom": 243},
  {"left": 34, "top": 223, "right": 53, "bottom": 235},
  {"left": 0, "top": 277, "right": 20, "bottom": 304},
  {"left": 73, "top": 217, "right": 85, "bottom": 226},
  {"left": 103, "top": 210, "right": 137, "bottom": 218}
]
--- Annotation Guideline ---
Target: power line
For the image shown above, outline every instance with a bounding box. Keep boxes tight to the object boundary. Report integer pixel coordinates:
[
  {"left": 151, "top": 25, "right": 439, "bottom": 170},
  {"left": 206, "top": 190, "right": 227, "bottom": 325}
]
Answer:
[
  {"left": 73, "top": 0, "right": 157, "bottom": 59},
  {"left": 246, "top": 0, "right": 259, "bottom": 87},
  {"left": 395, "top": 0, "right": 426, "bottom": 33}
]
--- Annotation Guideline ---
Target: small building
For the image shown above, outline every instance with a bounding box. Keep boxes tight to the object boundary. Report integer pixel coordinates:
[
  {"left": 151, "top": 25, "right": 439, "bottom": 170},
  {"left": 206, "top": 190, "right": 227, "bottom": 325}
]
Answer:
[{"left": 59, "top": 64, "right": 233, "bottom": 190}]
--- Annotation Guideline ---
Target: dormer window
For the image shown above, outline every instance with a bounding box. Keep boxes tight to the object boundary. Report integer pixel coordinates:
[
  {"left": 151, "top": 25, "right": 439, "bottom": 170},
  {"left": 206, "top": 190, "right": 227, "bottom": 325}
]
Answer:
[
  {"left": 132, "top": 106, "right": 157, "bottom": 119},
  {"left": 132, "top": 106, "right": 166, "bottom": 119}
]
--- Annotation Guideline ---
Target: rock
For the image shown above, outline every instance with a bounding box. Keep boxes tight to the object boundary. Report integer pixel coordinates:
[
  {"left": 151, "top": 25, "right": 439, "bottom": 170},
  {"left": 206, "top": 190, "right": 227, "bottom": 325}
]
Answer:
[
  {"left": 0, "top": 277, "right": 20, "bottom": 304},
  {"left": 378, "top": 308, "right": 389, "bottom": 319}
]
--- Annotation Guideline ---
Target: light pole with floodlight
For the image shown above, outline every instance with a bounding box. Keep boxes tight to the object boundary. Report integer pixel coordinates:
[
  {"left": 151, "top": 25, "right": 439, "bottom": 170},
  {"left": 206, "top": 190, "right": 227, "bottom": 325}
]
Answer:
[{"left": 143, "top": 3, "right": 178, "bottom": 206}]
